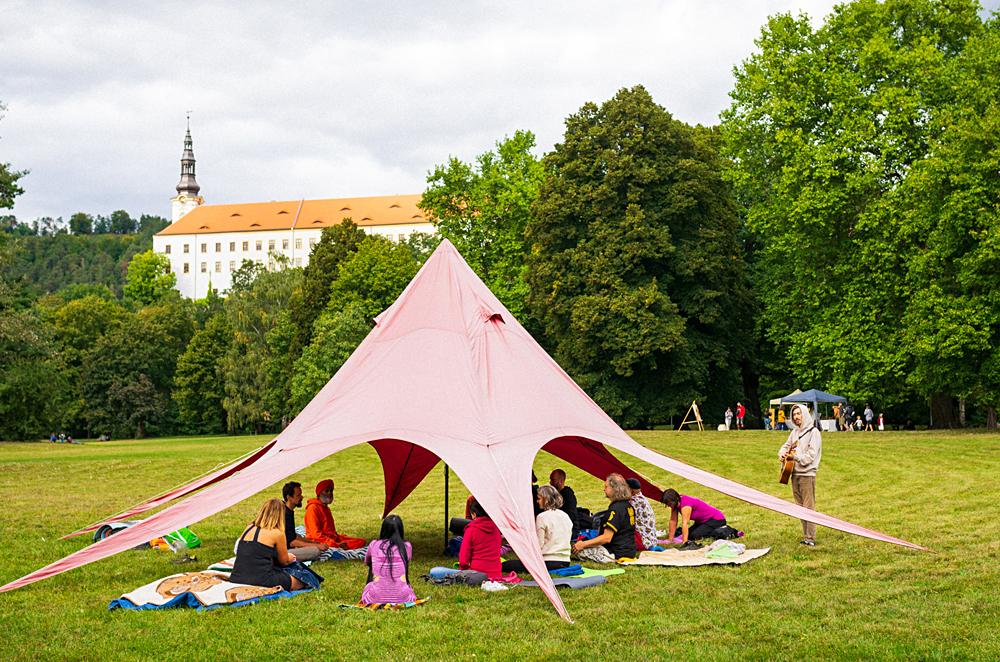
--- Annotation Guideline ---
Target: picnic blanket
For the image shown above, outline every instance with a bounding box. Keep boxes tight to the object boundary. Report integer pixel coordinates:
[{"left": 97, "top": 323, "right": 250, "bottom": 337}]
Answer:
[
  {"left": 339, "top": 597, "right": 431, "bottom": 611},
  {"left": 108, "top": 571, "right": 313, "bottom": 612},
  {"left": 619, "top": 545, "right": 770, "bottom": 567},
  {"left": 294, "top": 526, "right": 367, "bottom": 560}
]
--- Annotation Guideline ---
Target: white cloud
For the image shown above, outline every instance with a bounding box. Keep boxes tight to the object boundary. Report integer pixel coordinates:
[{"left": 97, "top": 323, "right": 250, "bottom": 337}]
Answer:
[{"left": 2, "top": 0, "right": 998, "bottom": 221}]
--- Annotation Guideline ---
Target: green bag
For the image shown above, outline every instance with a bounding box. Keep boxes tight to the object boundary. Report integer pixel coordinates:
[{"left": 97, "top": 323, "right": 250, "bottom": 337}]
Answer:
[{"left": 162, "top": 527, "right": 201, "bottom": 551}]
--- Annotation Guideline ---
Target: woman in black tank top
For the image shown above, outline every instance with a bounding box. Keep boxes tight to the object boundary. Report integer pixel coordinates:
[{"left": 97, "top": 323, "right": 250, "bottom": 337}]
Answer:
[{"left": 229, "top": 499, "right": 304, "bottom": 591}]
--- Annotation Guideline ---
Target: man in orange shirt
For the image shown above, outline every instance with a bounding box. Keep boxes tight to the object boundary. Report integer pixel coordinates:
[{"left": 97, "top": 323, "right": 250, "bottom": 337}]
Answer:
[{"left": 305, "top": 479, "right": 366, "bottom": 550}]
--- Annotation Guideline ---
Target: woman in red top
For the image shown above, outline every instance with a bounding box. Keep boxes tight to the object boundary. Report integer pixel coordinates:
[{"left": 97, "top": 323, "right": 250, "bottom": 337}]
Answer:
[{"left": 458, "top": 499, "right": 502, "bottom": 579}]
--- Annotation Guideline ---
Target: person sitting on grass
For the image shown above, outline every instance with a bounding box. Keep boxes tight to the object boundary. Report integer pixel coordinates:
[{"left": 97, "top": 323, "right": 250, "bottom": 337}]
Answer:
[
  {"left": 360, "top": 514, "right": 416, "bottom": 605},
  {"left": 501, "top": 485, "right": 572, "bottom": 574},
  {"left": 281, "top": 481, "right": 328, "bottom": 562},
  {"left": 458, "top": 499, "right": 502, "bottom": 581},
  {"left": 571, "top": 473, "right": 637, "bottom": 563},
  {"left": 230, "top": 499, "right": 307, "bottom": 592},
  {"left": 626, "top": 477, "right": 658, "bottom": 551},
  {"left": 305, "top": 479, "right": 367, "bottom": 550},
  {"left": 660, "top": 489, "right": 734, "bottom": 545}
]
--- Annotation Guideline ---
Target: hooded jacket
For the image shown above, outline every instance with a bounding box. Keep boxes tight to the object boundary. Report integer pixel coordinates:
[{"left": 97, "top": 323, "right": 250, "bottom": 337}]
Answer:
[
  {"left": 458, "top": 516, "right": 502, "bottom": 579},
  {"left": 778, "top": 405, "right": 822, "bottom": 477}
]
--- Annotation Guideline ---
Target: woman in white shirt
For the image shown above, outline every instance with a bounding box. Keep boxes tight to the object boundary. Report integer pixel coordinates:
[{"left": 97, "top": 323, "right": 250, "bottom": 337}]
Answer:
[{"left": 501, "top": 485, "right": 573, "bottom": 573}]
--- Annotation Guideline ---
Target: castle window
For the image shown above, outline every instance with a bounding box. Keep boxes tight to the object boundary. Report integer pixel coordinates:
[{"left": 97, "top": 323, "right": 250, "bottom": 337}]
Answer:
[
  {"left": 183, "top": 262, "right": 189, "bottom": 273},
  {"left": 294, "top": 258, "right": 302, "bottom": 267},
  {"left": 295, "top": 238, "right": 302, "bottom": 250},
  {"left": 229, "top": 242, "right": 235, "bottom": 251},
  {"left": 282, "top": 239, "right": 289, "bottom": 250},
  {"left": 164, "top": 245, "right": 171, "bottom": 254},
  {"left": 215, "top": 242, "right": 221, "bottom": 252},
  {"left": 200, "top": 262, "right": 207, "bottom": 273},
  {"left": 229, "top": 261, "right": 235, "bottom": 271},
  {"left": 201, "top": 243, "right": 207, "bottom": 253},
  {"left": 256, "top": 240, "right": 262, "bottom": 251},
  {"left": 268, "top": 239, "right": 275, "bottom": 251},
  {"left": 215, "top": 262, "right": 221, "bottom": 273},
  {"left": 242, "top": 241, "right": 248, "bottom": 251},
  {"left": 183, "top": 244, "right": 189, "bottom": 254},
  {"left": 309, "top": 238, "right": 316, "bottom": 249}
]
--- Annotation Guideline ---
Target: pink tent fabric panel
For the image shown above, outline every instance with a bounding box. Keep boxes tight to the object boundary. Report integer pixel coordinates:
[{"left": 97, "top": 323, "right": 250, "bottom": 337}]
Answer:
[
  {"left": 61, "top": 439, "right": 278, "bottom": 539},
  {"left": 369, "top": 439, "right": 441, "bottom": 516}
]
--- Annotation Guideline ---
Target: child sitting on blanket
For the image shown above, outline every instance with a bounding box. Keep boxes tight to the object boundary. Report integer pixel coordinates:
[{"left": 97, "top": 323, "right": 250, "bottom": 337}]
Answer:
[{"left": 361, "top": 515, "right": 416, "bottom": 605}]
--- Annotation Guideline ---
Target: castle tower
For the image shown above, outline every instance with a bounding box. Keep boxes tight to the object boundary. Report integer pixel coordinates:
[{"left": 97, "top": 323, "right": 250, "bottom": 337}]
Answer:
[{"left": 170, "top": 114, "right": 204, "bottom": 222}]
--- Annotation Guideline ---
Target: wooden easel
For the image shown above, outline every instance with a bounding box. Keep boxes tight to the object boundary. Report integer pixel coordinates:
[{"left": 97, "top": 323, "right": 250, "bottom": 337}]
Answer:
[{"left": 679, "top": 400, "right": 704, "bottom": 431}]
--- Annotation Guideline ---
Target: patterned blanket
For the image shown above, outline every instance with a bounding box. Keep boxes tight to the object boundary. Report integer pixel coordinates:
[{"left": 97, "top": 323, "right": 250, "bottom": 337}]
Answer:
[
  {"left": 108, "top": 571, "right": 313, "bottom": 612},
  {"left": 619, "top": 545, "right": 770, "bottom": 567}
]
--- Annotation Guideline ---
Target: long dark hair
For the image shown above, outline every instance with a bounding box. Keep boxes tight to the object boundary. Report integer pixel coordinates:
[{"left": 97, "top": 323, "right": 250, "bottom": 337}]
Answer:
[
  {"left": 367, "top": 514, "right": 409, "bottom": 584},
  {"left": 660, "top": 488, "right": 680, "bottom": 511}
]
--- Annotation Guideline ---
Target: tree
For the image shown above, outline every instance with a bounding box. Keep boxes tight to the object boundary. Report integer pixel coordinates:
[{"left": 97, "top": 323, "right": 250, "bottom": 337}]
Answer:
[
  {"left": 0, "top": 310, "right": 67, "bottom": 439},
  {"left": 123, "top": 249, "right": 176, "bottom": 306},
  {"left": 68, "top": 212, "right": 93, "bottom": 235},
  {"left": 82, "top": 316, "right": 175, "bottom": 437},
  {"left": 721, "top": 0, "right": 985, "bottom": 422},
  {"left": 174, "top": 314, "right": 232, "bottom": 433},
  {"left": 325, "top": 236, "right": 420, "bottom": 321},
  {"left": 108, "top": 209, "right": 137, "bottom": 234},
  {"left": 289, "top": 304, "right": 370, "bottom": 413},
  {"left": 222, "top": 267, "right": 303, "bottom": 432},
  {"left": 285, "top": 220, "right": 368, "bottom": 358},
  {"left": 421, "top": 130, "right": 543, "bottom": 320},
  {"left": 0, "top": 102, "right": 27, "bottom": 211},
  {"left": 898, "top": 18, "right": 1000, "bottom": 426},
  {"left": 527, "top": 86, "right": 752, "bottom": 427}
]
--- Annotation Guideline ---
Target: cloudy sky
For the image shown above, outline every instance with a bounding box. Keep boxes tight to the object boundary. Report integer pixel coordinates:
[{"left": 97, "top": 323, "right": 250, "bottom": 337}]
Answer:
[{"left": 3, "top": 1, "right": 998, "bottom": 222}]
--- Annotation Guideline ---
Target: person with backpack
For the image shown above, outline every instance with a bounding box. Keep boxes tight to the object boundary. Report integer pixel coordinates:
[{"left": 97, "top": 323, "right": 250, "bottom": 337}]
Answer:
[
  {"left": 360, "top": 514, "right": 416, "bottom": 605},
  {"left": 778, "top": 404, "right": 823, "bottom": 546}
]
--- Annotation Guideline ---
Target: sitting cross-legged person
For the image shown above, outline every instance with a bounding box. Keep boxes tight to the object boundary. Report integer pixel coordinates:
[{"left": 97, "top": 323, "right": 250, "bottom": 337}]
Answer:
[
  {"left": 572, "top": 473, "right": 637, "bottom": 563},
  {"left": 305, "top": 479, "right": 367, "bottom": 550},
  {"left": 230, "top": 499, "right": 307, "bottom": 592},
  {"left": 360, "top": 514, "right": 416, "bottom": 605},
  {"left": 457, "top": 499, "right": 502, "bottom": 582},
  {"left": 501, "top": 485, "right": 572, "bottom": 574}
]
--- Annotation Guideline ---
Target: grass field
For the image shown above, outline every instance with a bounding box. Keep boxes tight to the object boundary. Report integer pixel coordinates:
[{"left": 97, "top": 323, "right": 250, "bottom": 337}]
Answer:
[{"left": 1, "top": 430, "right": 998, "bottom": 661}]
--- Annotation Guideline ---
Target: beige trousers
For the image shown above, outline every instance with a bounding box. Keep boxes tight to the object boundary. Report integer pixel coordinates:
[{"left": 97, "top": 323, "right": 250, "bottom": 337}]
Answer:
[{"left": 791, "top": 475, "right": 816, "bottom": 542}]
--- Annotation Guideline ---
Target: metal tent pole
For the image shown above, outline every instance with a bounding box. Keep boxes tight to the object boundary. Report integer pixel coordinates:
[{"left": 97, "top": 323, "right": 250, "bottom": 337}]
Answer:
[{"left": 443, "top": 464, "right": 450, "bottom": 553}]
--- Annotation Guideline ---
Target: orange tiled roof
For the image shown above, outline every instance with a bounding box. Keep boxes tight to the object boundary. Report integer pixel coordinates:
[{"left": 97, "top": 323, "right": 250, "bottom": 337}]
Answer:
[{"left": 157, "top": 194, "right": 428, "bottom": 236}]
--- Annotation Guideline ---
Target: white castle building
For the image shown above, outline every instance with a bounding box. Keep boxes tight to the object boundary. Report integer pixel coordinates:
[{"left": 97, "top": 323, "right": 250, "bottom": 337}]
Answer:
[{"left": 153, "top": 124, "right": 433, "bottom": 299}]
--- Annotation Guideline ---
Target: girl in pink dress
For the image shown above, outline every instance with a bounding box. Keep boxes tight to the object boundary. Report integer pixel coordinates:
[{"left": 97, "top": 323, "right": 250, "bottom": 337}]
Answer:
[{"left": 361, "top": 515, "right": 416, "bottom": 605}]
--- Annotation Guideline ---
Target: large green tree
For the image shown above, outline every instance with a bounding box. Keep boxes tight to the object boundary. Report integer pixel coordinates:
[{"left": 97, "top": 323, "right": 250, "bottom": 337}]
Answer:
[
  {"left": 222, "top": 267, "right": 303, "bottom": 433},
  {"left": 0, "top": 310, "right": 67, "bottom": 439},
  {"left": 174, "top": 314, "right": 232, "bottom": 433},
  {"left": 898, "top": 17, "right": 1000, "bottom": 426},
  {"left": 285, "top": 221, "right": 368, "bottom": 358},
  {"left": 721, "top": 0, "right": 985, "bottom": 423},
  {"left": 527, "top": 86, "right": 753, "bottom": 427},
  {"left": 421, "top": 130, "right": 544, "bottom": 319},
  {"left": 124, "top": 249, "right": 176, "bottom": 306},
  {"left": 289, "top": 237, "right": 419, "bottom": 413}
]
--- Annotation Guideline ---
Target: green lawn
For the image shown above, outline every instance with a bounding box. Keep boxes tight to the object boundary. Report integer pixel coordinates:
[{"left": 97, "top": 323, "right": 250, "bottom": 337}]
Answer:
[{"left": 1, "top": 430, "right": 998, "bottom": 661}]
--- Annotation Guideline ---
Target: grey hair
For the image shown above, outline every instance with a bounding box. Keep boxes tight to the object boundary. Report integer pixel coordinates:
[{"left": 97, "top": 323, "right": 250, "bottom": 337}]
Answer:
[
  {"left": 606, "top": 473, "right": 631, "bottom": 502},
  {"left": 536, "top": 484, "right": 563, "bottom": 511}
]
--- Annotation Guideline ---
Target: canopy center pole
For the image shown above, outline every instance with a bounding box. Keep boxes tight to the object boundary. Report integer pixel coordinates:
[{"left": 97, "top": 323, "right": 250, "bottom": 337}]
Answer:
[{"left": 443, "top": 463, "right": 450, "bottom": 553}]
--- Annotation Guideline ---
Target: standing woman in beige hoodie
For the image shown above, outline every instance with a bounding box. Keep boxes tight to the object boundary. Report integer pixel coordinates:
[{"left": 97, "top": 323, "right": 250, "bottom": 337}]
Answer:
[{"left": 778, "top": 404, "right": 823, "bottom": 546}]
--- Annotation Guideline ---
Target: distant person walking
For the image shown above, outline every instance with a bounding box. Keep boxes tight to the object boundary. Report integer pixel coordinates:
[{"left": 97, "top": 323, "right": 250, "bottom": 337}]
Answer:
[
  {"left": 878, "top": 413, "right": 885, "bottom": 431},
  {"left": 736, "top": 402, "right": 746, "bottom": 430},
  {"left": 864, "top": 405, "right": 875, "bottom": 431},
  {"left": 776, "top": 408, "right": 787, "bottom": 431},
  {"left": 778, "top": 404, "right": 822, "bottom": 546},
  {"left": 724, "top": 407, "right": 733, "bottom": 431}
]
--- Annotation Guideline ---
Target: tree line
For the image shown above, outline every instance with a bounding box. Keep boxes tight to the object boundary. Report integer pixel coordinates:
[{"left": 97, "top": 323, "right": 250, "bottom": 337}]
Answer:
[{"left": 1, "top": 0, "right": 997, "bottom": 439}]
